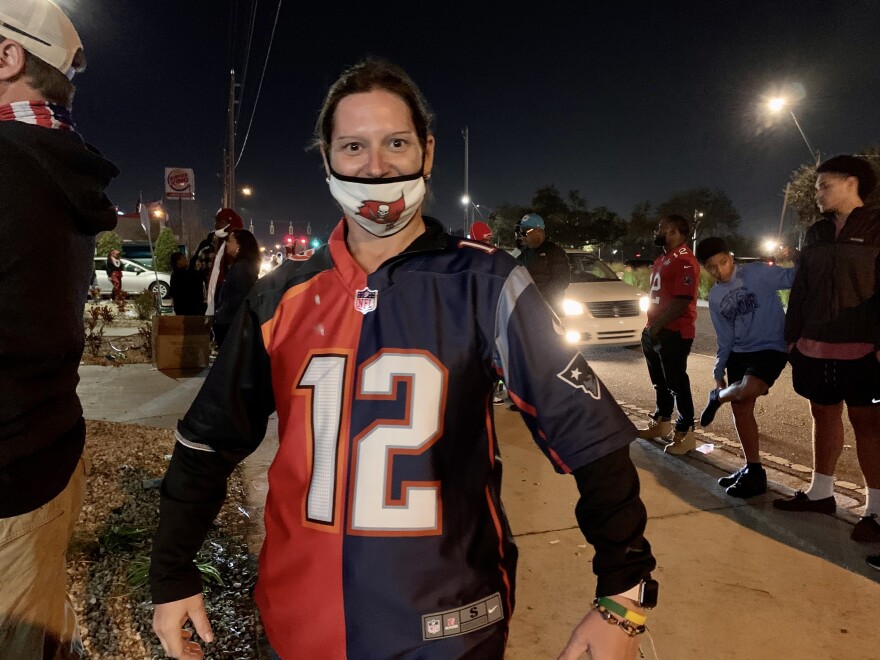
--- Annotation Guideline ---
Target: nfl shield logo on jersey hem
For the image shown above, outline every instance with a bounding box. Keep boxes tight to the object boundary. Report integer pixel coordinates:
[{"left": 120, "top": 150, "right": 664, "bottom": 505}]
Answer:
[{"left": 354, "top": 286, "right": 379, "bottom": 314}]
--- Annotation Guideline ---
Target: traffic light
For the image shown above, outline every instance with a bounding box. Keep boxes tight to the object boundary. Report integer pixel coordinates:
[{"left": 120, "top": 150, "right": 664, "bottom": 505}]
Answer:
[
  {"left": 285, "top": 235, "right": 294, "bottom": 245},
  {"left": 299, "top": 238, "right": 306, "bottom": 244}
]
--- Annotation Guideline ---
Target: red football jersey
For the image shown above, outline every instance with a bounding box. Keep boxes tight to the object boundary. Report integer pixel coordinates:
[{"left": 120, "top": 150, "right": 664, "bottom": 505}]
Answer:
[{"left": 646, "top": 244, "right": 700, "bottom": 338}]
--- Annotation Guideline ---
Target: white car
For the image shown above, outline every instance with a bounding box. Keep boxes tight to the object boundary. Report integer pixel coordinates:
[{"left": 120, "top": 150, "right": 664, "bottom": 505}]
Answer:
[
  {"left": 93, "top": 257, "right": 172, "bottom": 299},
  {"left": 561, "top": 250, "right": 649, "bottom": 347}
]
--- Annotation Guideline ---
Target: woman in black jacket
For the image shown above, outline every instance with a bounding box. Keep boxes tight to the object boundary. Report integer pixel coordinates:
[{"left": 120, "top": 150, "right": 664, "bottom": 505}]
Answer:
[{"left": 213, "top": 229, "right": 260, "bottom": 347}]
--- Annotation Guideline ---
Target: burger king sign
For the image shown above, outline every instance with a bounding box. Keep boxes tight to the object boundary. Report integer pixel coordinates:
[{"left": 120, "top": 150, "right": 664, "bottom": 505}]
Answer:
[{"left": 164, "top": 167, "right": 195, "bottom": 200}]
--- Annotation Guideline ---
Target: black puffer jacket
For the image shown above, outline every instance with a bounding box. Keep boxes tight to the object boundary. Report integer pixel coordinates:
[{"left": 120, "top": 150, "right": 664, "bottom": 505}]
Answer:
[
  {"left": 0, "top": 121, "right": 118, "bottom": 517},
  {"left": 516, "top": 239, "right": 570, "bottom": 312},
  {"left": 785, "top": 205, "right": 880, "bottom": 347}
]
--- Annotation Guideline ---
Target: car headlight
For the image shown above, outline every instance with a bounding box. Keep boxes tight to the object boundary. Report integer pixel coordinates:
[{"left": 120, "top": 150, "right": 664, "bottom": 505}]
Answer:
[
  {"left": 565, "top": 330, "right": 581, "bottom": 344},
  {"left": 563, "top": 299, "right": 584, "bottom": 316},
  {"left": 639, "top": 296, "right": 650, "bottom": 312}
]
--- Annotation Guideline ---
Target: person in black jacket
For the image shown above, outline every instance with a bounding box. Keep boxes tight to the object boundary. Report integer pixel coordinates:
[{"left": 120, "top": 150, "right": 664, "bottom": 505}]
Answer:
[
  {"left": 212, "top": 228, "right": 260, "bottom": 347},
  {"left": 0, "top": 2, "right": 118, "bottom": 656},
  {"left": 169, "top": 251, "right": 206, "bottom": 316},
  {"left": 515, "top": 212, "right": 570, "bottom": 315},
  {"left": 773, "top": 155, "right": 880, "bottom": 546}
]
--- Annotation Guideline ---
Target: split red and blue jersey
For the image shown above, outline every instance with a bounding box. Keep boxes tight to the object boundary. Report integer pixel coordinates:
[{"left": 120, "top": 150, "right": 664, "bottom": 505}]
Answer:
[{"left": 151, "top": 218, "right": 647, "bottom": 659}]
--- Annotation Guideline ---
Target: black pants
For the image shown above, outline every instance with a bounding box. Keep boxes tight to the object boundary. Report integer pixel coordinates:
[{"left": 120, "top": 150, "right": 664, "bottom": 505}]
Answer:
[{"left": 641, "top": 328, "right": 694, "bottom": 432}]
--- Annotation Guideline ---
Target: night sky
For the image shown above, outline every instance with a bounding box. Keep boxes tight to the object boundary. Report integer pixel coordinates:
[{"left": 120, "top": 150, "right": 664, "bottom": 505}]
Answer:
[{"left": 66, "top": 0, "right": 880, "bottom": 246}]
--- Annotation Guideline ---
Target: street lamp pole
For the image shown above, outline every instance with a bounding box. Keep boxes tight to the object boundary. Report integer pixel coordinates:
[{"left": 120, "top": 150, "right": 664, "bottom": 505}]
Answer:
[
  {"left": 788, "top": 109, "right": 820, "bottom": 164},
  {"left": 692, "top": 209, "right": 704, "bottom": 253}
]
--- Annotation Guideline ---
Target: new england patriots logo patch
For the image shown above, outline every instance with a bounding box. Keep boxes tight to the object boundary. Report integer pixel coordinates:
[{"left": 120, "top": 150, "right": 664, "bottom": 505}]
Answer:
[
  {"left": 357, "top": 195, "right": 406, "bottom": 225},
  {"left": 354, "top": 287, "right": 378, "bottom": 315},
  {"left": 557, "top": 353, "right": 601, "bottom": 399}
]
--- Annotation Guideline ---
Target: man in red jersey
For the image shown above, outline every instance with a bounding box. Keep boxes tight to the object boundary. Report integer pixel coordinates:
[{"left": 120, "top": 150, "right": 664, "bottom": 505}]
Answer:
[{"left": 636, "top": 214, "right": 700, "bottom": 454}]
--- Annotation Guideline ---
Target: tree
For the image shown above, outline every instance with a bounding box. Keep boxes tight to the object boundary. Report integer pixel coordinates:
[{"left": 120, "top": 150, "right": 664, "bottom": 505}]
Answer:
[
  {"left": 786, "top": 148, "right": 880, "bottom": 229},
  {"left": 153, "top": 227, "right": 178, "bottom": 273},
  {"left": 617, "top": 201, "right": 656, "bottom": 258},
  {"left": 488, "top": 203, "right": 528, "bottom": 248},
  {"left": 96, "top": 230, "right": 122, "bottom": 257},
  {"left": 655, "top": 188, "right": 740, "bottom": 241}
]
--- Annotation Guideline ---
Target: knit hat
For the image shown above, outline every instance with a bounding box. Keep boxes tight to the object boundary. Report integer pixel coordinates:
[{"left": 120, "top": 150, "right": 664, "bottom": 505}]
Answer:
[
  {"left": 470, "top": 221, "right": 493, "bottom": 242},
  {"left": 0, "top": 0, "right": 85, "bottom": 78},
  {"left": 695, "top": 237, "right": 729, "bottom": 264}
]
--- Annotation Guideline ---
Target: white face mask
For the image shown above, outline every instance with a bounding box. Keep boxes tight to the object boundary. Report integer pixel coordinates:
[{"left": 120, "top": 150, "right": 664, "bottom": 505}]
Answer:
[
  {"left": 327, "top": 168, "right": 427, "bottom": 237},
  {"left": 214, "top": 226, "right": 229, "bottom": 238}
]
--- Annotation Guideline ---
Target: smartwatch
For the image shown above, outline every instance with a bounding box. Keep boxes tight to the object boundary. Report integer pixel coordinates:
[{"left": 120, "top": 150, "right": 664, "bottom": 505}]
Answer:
[{"left": 613, "top": 578, "right": 659, "bottom": 609}]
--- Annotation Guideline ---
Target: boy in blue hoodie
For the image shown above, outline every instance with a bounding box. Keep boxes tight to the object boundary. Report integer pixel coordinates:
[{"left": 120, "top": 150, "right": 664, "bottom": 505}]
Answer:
[{"left": 696, "top": 238, "right": 798, "bottom": 497}]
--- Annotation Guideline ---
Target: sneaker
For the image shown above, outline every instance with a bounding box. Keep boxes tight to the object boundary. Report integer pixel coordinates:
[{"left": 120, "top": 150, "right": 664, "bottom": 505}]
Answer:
[
  {"left": 493, "top": 396, "right": 504, "bottom": 405},
  {"left": 664, "top": 427, "right": 696, "bottom": 455},
  {"left": 636, "top": 419, "right": 673, "bottom": 440},
  {"left": 700, "top": 389, "right": 722, "bottom": 427},
  {"left": 725, "top": 466, "right": 767, "bottom": 498},
  {"left": 852, "top": 514, "right": 880, "bottom": 543},
  {"left": 718, "top": 466, "right": 747, "bottom": 488},
  {"left": 507, "top": 403, "right": 518, "bottom": 411},
  {"left": 867, "top": 555, "right": 880, "bottom": 571},
  {"left": 772, "top": 491, "right": 836, "bottom": 514}
]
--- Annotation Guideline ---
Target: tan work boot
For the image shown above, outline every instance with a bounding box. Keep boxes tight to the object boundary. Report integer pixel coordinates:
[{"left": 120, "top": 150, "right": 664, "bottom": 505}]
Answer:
[
  {"left": 664, "top": 427, "right": 696, "bottom": 455},
  {"left": 636, "top": 418, "right": 673, "bottom": 440}
]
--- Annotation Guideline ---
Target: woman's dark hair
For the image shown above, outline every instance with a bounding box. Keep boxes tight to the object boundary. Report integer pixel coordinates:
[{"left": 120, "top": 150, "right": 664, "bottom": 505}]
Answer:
[
  {"left": 229, "top": 229, "right": 261, "bottom": 277},
  {"left": 314, "top": 58, "right": 433, "bottom": 153}
]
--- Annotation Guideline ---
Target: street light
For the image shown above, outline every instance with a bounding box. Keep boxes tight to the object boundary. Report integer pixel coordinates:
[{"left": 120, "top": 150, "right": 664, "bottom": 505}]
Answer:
[
  {"left": 692, "top": 210, "right": 704, "bottom": 252},
  {"left": 767, "top": 97, "right": 820, "bottom": 163},
  {"left": 241, "top": 186, "right": 253, "bottom": 197}
]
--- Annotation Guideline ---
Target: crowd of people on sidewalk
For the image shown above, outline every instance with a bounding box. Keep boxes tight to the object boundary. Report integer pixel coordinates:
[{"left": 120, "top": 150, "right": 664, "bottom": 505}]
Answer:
[
  {"left": 1, "top": 1, "right": 877, "bottom": 658},
  {"left": 627, "top": 156, "right": 880, "bottom": 569}
]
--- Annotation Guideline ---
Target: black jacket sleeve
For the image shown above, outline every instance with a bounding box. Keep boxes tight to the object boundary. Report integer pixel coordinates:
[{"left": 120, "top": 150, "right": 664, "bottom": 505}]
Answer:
[
  {"left": 215, "top": 264, "right": 258, "bottom": 326},
  {"left": 573, "top": 446, "right": 655, "bottom": 597},
  {"left": 784, "top": 225, "right": 817, "bottom": 344},
  {"left": 150, "top": 293, "right": 275, "bottom": 603}
]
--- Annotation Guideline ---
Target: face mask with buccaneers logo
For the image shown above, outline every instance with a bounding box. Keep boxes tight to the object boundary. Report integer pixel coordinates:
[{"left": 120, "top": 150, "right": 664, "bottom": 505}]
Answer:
[{"left": 327, "top": 167, "right": 427, "bottom": 238}]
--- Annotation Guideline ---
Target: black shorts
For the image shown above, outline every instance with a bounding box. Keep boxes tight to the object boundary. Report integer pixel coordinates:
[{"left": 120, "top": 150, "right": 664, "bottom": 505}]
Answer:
[
  {"left": 789, "top": 348, "right": 880, "bottom": 407},
  {"left": 725, "top": 349, "right": 789, "bottom": 388}
]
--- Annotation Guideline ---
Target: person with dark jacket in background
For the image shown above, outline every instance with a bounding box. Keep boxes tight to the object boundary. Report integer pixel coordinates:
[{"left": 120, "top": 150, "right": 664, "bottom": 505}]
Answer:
[
  {"left": 0, "top": 1, "right": 118, "bottom": 655},
  {"left": 773, "top": 155, "right": 880, "bottom": 552},
  {"left": 515, "top": 212, "right": 570, "bottom": 314},
  {"left": 169, "top": 251, "right": 206, "bottom": 315},
  {"left": 212, "top": 228, "right": 260, "bottom": 347}
]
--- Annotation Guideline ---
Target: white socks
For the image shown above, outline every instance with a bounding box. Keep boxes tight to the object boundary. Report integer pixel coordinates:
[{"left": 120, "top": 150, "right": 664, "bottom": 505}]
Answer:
[
  {"left": 865, "top": 487, "right": 880, "bottom": 518},
  {"left": 805, "top": 472, "right": 835, "bottom": 500}
]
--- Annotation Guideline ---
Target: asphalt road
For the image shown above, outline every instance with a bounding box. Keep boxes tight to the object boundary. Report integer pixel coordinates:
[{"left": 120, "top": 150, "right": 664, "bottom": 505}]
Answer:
[{"left": 582, "top": 307, "right": 865, "bottom": 491}]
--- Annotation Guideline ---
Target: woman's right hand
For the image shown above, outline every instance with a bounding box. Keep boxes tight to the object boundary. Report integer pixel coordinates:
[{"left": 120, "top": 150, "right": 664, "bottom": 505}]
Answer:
[{"left": 153, "top": 594, "right": 214, "bottom": 659}]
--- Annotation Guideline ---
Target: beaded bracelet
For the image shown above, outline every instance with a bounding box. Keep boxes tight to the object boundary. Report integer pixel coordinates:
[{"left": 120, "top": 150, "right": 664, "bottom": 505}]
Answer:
[
  {"left": 595, "top": 596, "right": 647, "bottom": 626},
  {"left": 592, "top": 599, "right": 647, "bottom": 637}
]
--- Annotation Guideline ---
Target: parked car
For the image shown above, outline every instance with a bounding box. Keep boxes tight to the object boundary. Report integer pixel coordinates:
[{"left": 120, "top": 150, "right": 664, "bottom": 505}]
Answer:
[
  {"left": 623, "top": 257, "right": 654, "bottom": 270},
  {"left": 93, "top": 257, "right": 172, "bottom": 299},
  {"left": 119, "top": 241, "right": 188, "bottom": 269},
  {"left": 561, "top": 250, "right": 649, "bottom": 347}
]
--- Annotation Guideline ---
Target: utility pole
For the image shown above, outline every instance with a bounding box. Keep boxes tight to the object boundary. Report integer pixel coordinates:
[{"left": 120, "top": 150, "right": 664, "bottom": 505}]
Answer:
[
  {"left": 223, "top": 69, "right": 238, "bottom": 210},
  {"left": 462, "top": 126, "right": 469, "bottom": 236}
]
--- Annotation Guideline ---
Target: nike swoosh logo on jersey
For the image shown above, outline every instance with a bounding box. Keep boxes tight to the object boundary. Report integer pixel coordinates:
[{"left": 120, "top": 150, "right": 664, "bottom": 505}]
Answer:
[
  {"left": 872, "top": 398, "right": 880, "bottom": 404},
  {"left": 487, "top": 604, "right": 499, "bottom": 613}
]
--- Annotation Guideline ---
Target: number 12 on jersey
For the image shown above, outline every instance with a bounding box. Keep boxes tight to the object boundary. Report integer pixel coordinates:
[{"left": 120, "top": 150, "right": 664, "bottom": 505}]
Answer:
[{"left": 295, "top": 350, "right": 448, "bottom": 537}]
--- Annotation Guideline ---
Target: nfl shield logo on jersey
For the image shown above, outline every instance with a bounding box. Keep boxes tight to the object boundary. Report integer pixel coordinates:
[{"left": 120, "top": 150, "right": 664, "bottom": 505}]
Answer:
[
  {"left": 354, "top": 287, "right": 379, "bottom": 315},
  {"left": 426, "top": 618, "right": 441, "bottom": 635}
]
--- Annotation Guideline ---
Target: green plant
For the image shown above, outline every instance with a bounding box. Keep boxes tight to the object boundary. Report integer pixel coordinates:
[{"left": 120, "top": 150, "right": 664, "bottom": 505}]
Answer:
[
  {"left": 99, "top": 524, "right": 150, "bottom": 553},
  {"left": 84, "top": 304, "right": 115, "bottom": 356},
  {"left": 698, "top": 269, "right": 713, "bottom": 300},
  {"left": 132, "top": 289, "right": 158, "bottom": 321},
  {"left": 126, "top": 555, "right": 224, "bottom": 590},
  {"left": 153, "top": 227, "right": 178, "bottom": 274},
  {"left": 96, "top": 231, "right": 123, "bottom": 257},
  {"left": 137, "top": 321, "right": 154, "bottom": 359}
]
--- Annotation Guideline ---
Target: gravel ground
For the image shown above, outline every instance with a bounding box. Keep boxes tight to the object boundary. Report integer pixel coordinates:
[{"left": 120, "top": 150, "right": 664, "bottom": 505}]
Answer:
[{"left": 71, "top": 420, "right": 264, "bottom": 659}]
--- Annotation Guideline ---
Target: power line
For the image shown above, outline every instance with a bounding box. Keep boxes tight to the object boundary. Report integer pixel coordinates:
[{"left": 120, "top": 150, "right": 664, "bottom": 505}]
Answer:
[
  {"left": 236, "top": 0, "right": 283, "bottom": 168},
  {"left": 235, "top": 0, "right": 259, "bottom": 124}
]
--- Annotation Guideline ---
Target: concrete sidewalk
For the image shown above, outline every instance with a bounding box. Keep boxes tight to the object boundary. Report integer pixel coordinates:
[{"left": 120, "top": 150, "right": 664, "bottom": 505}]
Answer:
[{"left": 77, "top": 365, "right": 880, "bottom": 659}]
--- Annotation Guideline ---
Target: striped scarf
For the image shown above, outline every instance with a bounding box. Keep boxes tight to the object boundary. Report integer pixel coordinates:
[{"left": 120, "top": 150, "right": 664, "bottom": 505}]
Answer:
[{"left": 0, "top": 101, "right": 75, "bottom": 131}]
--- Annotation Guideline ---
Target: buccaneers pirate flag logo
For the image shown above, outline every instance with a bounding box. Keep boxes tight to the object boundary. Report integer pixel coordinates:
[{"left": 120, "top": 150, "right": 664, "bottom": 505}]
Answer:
[
  {"left": 556, "top": 353, "right": 602, "bottom": 400},
  {"left": 357, "top": 195, "right": 406, "bottom": 225}
]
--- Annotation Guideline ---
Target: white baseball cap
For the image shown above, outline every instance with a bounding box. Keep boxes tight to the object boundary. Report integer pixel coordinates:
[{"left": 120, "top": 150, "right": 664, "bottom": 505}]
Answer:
[{"left": 0, "top": 0, "right": 85, "bottom": 79}]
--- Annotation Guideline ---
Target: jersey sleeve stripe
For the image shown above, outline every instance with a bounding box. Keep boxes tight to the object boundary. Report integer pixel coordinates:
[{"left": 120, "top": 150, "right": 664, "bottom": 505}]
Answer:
[{"left": 493, "top": 266, "right": 534, "bottom": 378}]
